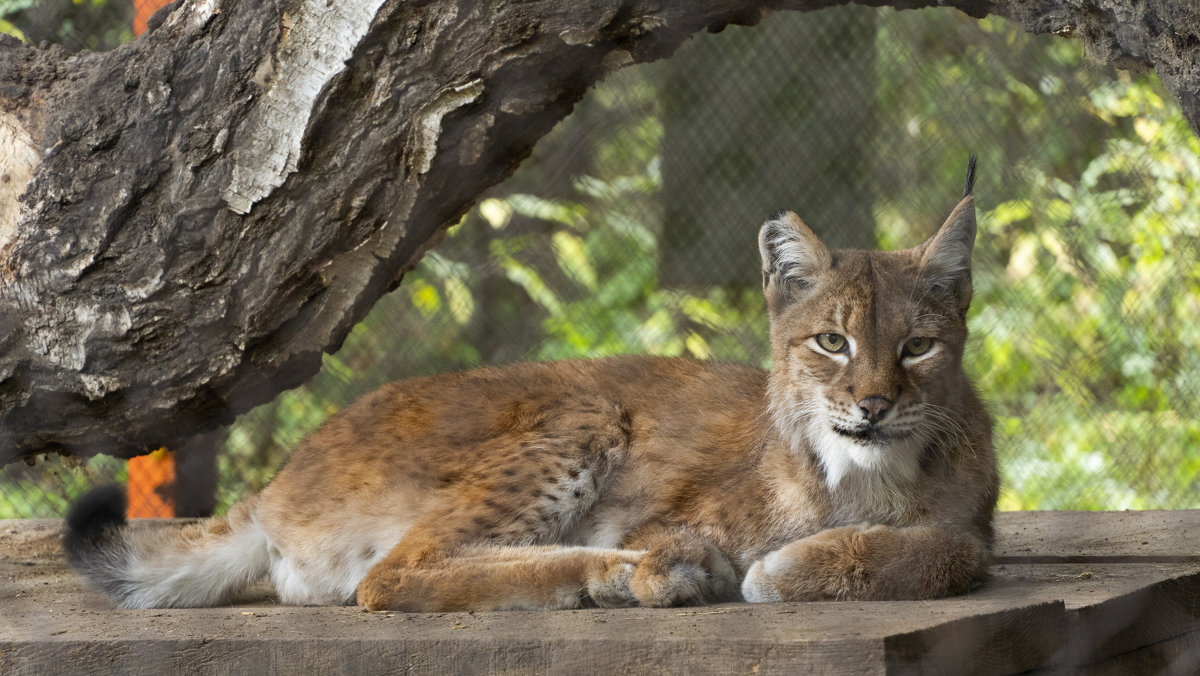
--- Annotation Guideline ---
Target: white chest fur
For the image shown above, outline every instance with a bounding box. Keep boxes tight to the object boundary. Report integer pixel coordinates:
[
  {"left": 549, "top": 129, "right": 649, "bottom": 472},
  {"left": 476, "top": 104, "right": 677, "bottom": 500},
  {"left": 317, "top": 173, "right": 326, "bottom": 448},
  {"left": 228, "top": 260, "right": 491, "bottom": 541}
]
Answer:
[{"left": 807, "top": 424, "right": 925, "bottom": 523}]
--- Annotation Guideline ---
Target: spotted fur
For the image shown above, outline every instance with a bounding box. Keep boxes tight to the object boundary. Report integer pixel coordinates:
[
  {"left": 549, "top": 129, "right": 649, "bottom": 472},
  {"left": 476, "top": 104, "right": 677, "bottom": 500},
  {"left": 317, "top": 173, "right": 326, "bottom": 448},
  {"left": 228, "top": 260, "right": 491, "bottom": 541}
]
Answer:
[{"left": 67, "top": 160, "right": 997, "bottom": 611}]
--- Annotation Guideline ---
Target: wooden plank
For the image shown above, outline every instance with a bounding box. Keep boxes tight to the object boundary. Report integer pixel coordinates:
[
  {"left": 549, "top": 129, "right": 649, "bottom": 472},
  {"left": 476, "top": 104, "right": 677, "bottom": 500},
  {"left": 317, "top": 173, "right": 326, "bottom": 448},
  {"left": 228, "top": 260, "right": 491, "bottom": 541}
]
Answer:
[
  {"left": 3, "top": 514, "right": 1200, "bottom": 674},
  {"left": 993, "top": 510, "right": 1200, "bottom": 668},
  {"left": 1063, "top": 571, "right": 1200, "bottom": 666},
  {"left": 0, "top": 520, "right": 1058, "bottom": 674},
  {"left": 995, "top": 510, "right": 1200, "bottom": 563},
  {"left": 884, "top": 601, "right": 1065, "bottom": 675},
  {"left": 1077, "top": 630, "right": 1200, "bottom": 676}
]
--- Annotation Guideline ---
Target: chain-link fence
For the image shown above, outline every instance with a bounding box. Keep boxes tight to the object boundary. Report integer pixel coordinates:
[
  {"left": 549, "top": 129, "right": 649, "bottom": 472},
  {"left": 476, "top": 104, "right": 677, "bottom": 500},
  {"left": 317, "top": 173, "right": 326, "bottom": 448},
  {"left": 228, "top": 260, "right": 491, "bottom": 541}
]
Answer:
[
  {"left": 3, "top": 3, "right": 1198, "bottom": 518},
  {"left": 0, "top": 0, "right": 131, "bottom": 50}
]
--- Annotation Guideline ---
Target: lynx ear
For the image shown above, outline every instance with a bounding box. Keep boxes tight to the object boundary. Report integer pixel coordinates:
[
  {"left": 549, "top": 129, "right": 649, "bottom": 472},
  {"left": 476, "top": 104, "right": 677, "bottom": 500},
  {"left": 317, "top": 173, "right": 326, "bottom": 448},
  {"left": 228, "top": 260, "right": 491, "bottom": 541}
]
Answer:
[
  {"left": 759, "top": 210, "right": 831, "bottom": 312},
  {"left": 918, "top": 195, "right": 976, "bottom": 313}
]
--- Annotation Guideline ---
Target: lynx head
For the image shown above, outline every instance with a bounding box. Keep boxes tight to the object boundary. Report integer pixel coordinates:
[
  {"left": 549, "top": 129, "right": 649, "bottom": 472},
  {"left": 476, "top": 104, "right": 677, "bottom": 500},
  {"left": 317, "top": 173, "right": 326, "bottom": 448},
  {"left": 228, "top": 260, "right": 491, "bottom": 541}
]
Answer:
[{"left": 759, "top": 159, "right": 979, "bottom": 490}]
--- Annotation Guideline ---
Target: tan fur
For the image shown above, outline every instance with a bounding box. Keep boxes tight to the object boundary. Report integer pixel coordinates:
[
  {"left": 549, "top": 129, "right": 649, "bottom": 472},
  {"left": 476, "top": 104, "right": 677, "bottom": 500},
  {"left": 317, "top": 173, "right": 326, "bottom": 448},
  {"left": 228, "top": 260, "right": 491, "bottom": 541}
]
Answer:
[{"left": 68, "top": 188, "right": 998, "bottom": 611}]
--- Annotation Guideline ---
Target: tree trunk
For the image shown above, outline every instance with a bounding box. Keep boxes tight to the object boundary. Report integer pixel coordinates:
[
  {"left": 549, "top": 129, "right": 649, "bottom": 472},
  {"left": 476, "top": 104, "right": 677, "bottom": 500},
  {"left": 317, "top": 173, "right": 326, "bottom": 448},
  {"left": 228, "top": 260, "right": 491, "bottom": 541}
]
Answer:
[
  {"left": 172, "top": 429, "right": 222, "bottom": 518},
  {"left": 1, "top": 0, "right": 1197, "bottom": 464}
]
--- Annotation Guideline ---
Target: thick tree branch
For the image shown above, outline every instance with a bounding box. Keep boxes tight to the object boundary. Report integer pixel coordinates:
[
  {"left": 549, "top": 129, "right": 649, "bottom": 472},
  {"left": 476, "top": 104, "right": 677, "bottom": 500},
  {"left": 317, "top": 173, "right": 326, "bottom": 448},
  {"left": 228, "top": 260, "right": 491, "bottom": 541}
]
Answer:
[{"left": 0, "top": 0, "right": 1196, "bottom": 463}]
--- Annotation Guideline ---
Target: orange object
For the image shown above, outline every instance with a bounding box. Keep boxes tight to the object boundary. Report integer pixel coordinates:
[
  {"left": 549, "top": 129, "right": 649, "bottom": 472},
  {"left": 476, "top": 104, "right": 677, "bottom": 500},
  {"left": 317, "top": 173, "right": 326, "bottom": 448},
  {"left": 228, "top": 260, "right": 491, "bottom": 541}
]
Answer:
[
  {"left": 133, "top": 0, "right": 175, "bottom": 36},
  {"left": 127, "top": 448, "right": 175, "bottom": 518},
  {"left": 127, "top": 1, "right": 181, "bottom": 519}
]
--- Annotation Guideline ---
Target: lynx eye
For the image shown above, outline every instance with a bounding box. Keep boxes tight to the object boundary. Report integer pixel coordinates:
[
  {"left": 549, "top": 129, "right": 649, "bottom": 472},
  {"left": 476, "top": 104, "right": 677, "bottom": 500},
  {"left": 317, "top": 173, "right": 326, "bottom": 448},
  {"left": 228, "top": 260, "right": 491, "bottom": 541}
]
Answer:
[
  {"left": 903, "top": 337, "right": 934, "bottom": 357},
  {"left": 815, "top": 333, "right": 848, "bottom": 354}
]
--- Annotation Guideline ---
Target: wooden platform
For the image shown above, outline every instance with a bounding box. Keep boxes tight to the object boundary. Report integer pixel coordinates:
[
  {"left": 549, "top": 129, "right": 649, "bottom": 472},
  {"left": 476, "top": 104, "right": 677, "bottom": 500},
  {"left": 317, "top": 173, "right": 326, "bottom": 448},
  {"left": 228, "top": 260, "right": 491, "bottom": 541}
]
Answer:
[{"left": 2, "top": 511, "right": 1198, "bottom": 674}]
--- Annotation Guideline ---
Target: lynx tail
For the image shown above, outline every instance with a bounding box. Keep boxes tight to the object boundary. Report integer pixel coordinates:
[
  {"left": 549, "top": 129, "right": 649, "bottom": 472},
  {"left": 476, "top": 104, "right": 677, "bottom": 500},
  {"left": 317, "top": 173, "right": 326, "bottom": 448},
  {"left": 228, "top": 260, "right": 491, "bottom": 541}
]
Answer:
[{"left": 64, "top": 485, "right": 270, "bottom": 608}]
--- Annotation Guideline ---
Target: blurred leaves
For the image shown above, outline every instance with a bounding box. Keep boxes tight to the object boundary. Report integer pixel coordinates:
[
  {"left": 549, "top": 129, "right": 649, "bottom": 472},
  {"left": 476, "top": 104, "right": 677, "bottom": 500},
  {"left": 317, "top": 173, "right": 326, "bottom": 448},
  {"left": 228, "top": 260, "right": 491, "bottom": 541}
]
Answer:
[
  {"left": 196, "top": 9, "right": 1200, "bottom": 515},
  {"left": 0, "top": 0, "right": 131, "bottom": 49},
  {"left": 2, "top": 5, "right": 1197, "bottom": 516},
  {"left": 975, "top": 73, "right": 1200, "bottom": 510}
]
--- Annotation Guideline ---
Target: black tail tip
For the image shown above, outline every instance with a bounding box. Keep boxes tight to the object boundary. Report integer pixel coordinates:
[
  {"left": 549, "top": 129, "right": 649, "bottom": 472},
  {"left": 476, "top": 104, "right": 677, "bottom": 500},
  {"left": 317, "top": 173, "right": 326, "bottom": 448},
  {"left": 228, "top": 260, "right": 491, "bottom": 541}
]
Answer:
[
  {"left": 65, "top": 485, "right": 127, "bottom": 556},
  {"left": 962, "top": 154, "right": 978, "bottom": 199}
]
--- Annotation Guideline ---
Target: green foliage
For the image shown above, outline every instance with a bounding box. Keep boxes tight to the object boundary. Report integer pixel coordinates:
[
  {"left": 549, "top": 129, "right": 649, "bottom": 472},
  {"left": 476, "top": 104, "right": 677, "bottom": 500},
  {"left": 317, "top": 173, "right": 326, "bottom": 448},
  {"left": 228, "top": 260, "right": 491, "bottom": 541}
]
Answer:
[
  {"left": 486, "top": 172, "right": 770, "bottom": 364},
  {"left": 972, "top": 74, "right": 1200, "bottom": 509},
  {"left": 209, "top": 10, "right": 1199, "bottom": 515},
  {"left": 867, "top": 10, "right": 1198, "bottom": 509},
  {"left": 0, "top": 0, "right": 132, "bottom": 50},
  {"left": 0, "top": 0, "right": 36, "bottom": 41},
  {"left": 0, "top": 0, "right": 38, "bottom": 12},
  {"left": 0, "top": 454, "right": 127, "bottom": 519},
  {"left": 4, "top": 7, "right": 1196, "bottom": 517}
]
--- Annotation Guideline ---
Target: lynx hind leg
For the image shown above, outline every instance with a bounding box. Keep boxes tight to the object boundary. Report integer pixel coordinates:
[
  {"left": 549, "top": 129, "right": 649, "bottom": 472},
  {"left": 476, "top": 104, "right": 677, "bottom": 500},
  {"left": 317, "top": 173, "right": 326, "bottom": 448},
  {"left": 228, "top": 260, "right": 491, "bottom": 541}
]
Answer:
[
  {"left": 357, "top": 392, "right": 640, "bottom": 611},
  {"left": 358, "top": 545, "right": 645, "bottom": 612},
  {"left": 443, "top": 391, "right": 634, "bottom": 550},
  {"left": 622, "top": 525, "right": 740, "bottom": 607}
]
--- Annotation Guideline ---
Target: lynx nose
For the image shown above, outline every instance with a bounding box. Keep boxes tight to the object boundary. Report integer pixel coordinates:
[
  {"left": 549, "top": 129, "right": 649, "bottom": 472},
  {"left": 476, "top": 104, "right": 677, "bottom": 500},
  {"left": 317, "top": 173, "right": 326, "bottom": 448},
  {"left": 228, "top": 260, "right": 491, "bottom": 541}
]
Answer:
[{"left": 857, "top": 396, "right": 892, "bottom": 424}]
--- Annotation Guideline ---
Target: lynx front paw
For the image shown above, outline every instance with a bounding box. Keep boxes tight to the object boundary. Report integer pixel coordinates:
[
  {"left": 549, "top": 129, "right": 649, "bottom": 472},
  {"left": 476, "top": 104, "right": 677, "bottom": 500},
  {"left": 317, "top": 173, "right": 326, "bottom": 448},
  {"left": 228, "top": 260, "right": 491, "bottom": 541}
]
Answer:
[
  {"left": 741, "top": 524, "right": 976, "bottom": 602},
  {"left": 628, "top": 532, "right": 739, "bottom": 607},
  {"left": 740, "top": 527, "right": 870, "bottom": 602},
  {"left": 740, "top": 553, "right": 785, "bottom": 603},
  {"left": 632, "top": 560, "right": 708, "bottom": 607},
  {"left": 586, "top": 558, "right": 639, "bottom": 608}
]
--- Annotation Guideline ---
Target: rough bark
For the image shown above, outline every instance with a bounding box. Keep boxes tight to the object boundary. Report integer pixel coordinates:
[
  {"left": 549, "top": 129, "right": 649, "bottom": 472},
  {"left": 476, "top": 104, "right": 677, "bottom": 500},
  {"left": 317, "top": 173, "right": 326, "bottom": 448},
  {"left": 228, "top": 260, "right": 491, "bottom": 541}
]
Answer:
[{"left": 0, "top": 0, "right": 1197, "bottom": 463}]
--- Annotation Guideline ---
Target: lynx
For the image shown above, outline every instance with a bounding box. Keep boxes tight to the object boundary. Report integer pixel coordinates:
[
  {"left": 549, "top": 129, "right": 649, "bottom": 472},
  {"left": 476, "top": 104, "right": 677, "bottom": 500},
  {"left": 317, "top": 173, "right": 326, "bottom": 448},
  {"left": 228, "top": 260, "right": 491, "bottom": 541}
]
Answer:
[{"left": 66, "top": 159, "right": 997, "bottom": 612}]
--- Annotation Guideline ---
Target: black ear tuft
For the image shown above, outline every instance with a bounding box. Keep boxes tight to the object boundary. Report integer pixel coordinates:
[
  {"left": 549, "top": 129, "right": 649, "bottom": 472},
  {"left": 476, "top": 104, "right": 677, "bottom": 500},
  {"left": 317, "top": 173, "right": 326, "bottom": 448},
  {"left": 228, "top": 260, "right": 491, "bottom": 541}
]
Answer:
[
  {"left": 64, "top": 485, "right": 128, "bottom": 565},
  {"left": 919, "top": 180, "right": 978, "bottom": 314},
  {"left": 962, "top": 154, "right": 978, "bottom": 199}
]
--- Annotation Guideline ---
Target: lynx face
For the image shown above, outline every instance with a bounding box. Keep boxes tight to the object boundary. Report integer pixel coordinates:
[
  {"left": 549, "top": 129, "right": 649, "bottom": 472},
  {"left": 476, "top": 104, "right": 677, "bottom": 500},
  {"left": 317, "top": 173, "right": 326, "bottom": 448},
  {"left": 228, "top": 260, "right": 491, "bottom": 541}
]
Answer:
[{"left": 760, "top": 201, "right": 976, "bottom": 489}]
